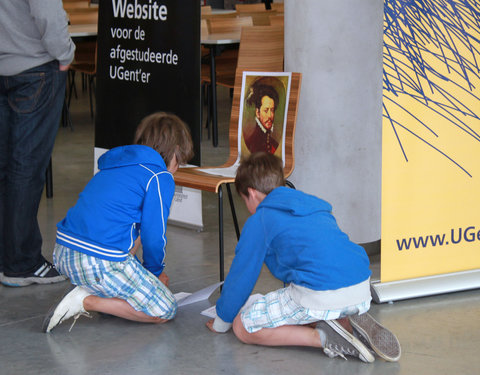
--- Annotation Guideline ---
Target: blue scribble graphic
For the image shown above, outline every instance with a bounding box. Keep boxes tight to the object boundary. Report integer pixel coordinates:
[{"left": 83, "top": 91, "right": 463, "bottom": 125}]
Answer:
[{"left": 384, "top": 0, "right": 480, "bottom": 176}]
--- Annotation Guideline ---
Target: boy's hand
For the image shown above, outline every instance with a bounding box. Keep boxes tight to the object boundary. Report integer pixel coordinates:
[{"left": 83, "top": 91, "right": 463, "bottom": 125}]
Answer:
[
  {"left": 130, "top": 237, "right": 141, "bottom": 255},
  {"left": 158, "top": 272, "right": 169, "bottom": 287},
  {"left": 206, "top": 319, "right": 220, "bottom": 333}
]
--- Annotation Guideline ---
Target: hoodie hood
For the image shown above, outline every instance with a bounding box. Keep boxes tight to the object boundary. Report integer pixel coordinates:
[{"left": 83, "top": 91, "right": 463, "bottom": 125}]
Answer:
[
  {"left": 98, "top": 145, "right": 167, "bottom": 170},
  {"left": 259, "top": 186, "right": 332, "bottom": 216}
]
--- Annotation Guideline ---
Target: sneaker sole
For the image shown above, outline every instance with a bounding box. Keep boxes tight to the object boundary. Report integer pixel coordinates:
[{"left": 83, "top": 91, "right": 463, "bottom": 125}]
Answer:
[
  {"left": 349, "top": 313, "right": 401, "bottom": 362},
  {"left": 1, "top": 275, "right": 67, "bottom": 287},
  {"left": 326, "top": 320, "right": 375, "bottom": 363}
]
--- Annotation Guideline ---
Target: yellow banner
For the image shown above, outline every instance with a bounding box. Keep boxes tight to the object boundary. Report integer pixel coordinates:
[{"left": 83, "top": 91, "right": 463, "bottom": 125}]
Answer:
[{"left": 381, "top": 1, "right": 480, "bottom": 282}]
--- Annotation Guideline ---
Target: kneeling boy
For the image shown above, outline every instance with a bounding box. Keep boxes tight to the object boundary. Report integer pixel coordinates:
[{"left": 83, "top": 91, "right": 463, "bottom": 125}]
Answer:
[
  {"left": 206, "top": 152, "right": 400, "bottom": 362},
  {"left": 43, "top": 112, "right": 193, "bottom": 332}
]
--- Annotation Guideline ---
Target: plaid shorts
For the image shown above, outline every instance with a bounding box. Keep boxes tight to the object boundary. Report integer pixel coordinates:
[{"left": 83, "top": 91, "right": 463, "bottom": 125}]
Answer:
[
  {"left": 53, "top": 244, "right": 177, "bottom": 319},
  {"left": 241, "top": 286, "right": 370, "bottom": 333}
]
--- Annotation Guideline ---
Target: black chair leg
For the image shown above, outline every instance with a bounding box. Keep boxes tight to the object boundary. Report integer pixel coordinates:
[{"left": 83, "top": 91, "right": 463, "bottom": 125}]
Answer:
[
  {"left": 67, "top": 70, "right": 76, "bottom": 108},
  {"left": 218, "top": 185, "right": 224, "bottom": 282},
  {"left": 200, "top": 83, "right": 204, "bottom": 139},
  {"left": 61, "top": 97, "right": 73, "bottom": 130},
  {"left": 88, "top": 75, "right": 95, "bottom": 119},
  {"left": 45, "top": 158, "right": 53, "bottom": 199},
  {"left": 217, "top": 184, "right": 240, "bottom": 282},
  {"left": 226, "top": 183, "right": 240, "bottom": 240},
  {"left": 206, "top": 83, "right": 212, "bottom": 140}
]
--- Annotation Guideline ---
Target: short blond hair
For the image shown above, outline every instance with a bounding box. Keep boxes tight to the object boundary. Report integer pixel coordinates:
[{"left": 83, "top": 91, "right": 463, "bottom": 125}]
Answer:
[
  {"left": 235, "top": 152, "right": 284, "bottom": 196},
  {"left": 133, "top": 112, "right": 194, "bottom": 167}
]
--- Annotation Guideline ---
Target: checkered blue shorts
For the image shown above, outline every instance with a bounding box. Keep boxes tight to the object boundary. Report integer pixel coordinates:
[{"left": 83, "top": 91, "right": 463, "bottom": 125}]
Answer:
[
  {"left": 241, "top": 286, "right": 370, "bottom": 333},
  {"left": 53, "top": 244, "right": 177, "bottom": 319}
]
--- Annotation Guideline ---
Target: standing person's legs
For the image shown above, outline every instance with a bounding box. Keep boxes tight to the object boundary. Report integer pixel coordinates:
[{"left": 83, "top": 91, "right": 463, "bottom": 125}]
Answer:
[{"left": 2, "top": 61, "right": 67, "bottom": 285}]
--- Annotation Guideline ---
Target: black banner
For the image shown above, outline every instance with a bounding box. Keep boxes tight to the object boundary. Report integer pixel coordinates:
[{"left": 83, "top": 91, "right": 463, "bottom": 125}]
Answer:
[{"left": 95, "top": 0, "right": 201, "bottom": 165}]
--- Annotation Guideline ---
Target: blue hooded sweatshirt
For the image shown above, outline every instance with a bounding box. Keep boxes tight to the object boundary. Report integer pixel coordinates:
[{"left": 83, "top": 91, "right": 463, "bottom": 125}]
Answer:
[
  {"left": 215, "top": 186, "right": 371, "bottom": 324},
  {"left": 56, "top": 145, "right": 174, "bottom": 277}
]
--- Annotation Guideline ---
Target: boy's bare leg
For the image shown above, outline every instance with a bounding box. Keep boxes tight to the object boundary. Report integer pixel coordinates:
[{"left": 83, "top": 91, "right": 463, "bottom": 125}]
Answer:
[
  {"left": 232, "top": 315, "right": 353, "bottom": 347},
  {"left": 232, "top": 315, "right": 375, "bottom": 362},
  {"left": 232, "top": 315, "right": 322, "bottom": 347},
  {"left": 83, "top": 296, "right": 168, "bottom": 323}
]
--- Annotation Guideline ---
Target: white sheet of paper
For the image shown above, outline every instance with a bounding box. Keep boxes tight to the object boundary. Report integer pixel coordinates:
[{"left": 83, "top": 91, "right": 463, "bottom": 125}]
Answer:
[
  {"left": 200, "top": 293, "right": 264, "bottom": 318},
  {"left": 174, "top": 281, "right": 224, "bottom": 307},
  {"left": 200, "top": 304, "right": 217, "bottom": 318},
  {"left": 197, "top": 163, "right": 239, "bottom": 178}
]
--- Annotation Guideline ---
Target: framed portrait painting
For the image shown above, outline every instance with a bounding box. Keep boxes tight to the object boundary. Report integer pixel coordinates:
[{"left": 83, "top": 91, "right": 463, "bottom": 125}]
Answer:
[{"left": 238, "top": 72, "right": 292, "bottom": 164}]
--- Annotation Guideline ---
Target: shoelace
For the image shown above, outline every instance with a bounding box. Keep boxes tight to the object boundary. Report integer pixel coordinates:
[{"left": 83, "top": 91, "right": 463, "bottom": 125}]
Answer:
[
  {"left": 68, "top": 311, "right": 92, "bottom": 332},
  {"left": 324, "top": 343, "right": 359, "bottom": 361}
]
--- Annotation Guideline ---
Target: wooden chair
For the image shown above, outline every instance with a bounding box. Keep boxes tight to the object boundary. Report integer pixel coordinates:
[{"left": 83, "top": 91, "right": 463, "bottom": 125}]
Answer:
[
  {"left": 216, "top": 25, "right": 284, "bottom": 89},
  {"left": 239, "top": 10, "right": 278, "bottom": 25},
  {"left": 270, "top": 2, "right": 284, "bottom": 12},
  {"left": 67, "top": 8, "right": 98, "bottom": 25},
  {"left": 201, "top": 5, "right": 212, "bottom": 15},
  {"left": 207, "top": 16, "right": 253, "bottom": 34},
  {"left": 235, "top": 3, "right": 266, "bottom": 12},
  {"left": 269, "top": 14, "right": 284, "bottom": 27},
  {"left": 63, "top": 1, "right": 90, "bottom": 11},
  {"left": 202, "top": 11, "right": 238, "bottom": 21},
  {"left": 68, "top": 41, "right": 97, "bottom": 119},
  {"left": 201, "top": 18, "right": 210, "bottom": 59},
  {"left": 174, "top": 71, "right": 302, "bottom": 281},
  {"left": 206, "top": 16, "right": 253, "bottom": 74},
  {"left": 201, "top": 17, "right": 254, "bottom": 139}
]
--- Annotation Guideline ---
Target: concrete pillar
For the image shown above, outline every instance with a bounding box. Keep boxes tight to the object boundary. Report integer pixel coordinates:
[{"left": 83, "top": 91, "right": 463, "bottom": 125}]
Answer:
[{"left": 284, "top": 0, "right": 383, "bottom": 244}]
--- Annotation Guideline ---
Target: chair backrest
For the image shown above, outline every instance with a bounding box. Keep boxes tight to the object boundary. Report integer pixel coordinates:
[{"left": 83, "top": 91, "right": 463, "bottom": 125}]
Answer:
[
  {"left": 271, "top": 3, "right": 284, "bottom": 12},
  {"left": 201, "top": 18, "right": 209, "bottom": 36},
  {"left": 235, "top": 10, "right": 277, "bottom": 25},
  {"left": 269, "top": 14, "right": 284, "bottom": 27},
  {"left": 63, "top": 1, "right": 90, "bottom": 11},
  {"left": 67, "top": 8, "right": 98, "bottom": 25},
  {"left": 235, "top": 3, "right": 266, "bottom": 12},
  {"left": 73, "top": 40, "right": 96, "bottom": 64},
  {"left": 226, "top": 71, "right": 301, "bottom": 179},
  {"left": 236, "top": 25, "right": 284, "bottom": 73},
  {"left": 207, "top": 16, "right": 253, "bottom": 34},
  {"left": 202, "top": 11, "right": 237, "bottom": 21},
  {"left": 201, "top": 5, "right": 212, "bottom": 15}
]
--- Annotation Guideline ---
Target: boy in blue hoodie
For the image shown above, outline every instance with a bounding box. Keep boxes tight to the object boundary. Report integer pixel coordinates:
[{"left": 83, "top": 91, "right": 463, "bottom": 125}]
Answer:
[
  {"left": 43, "top": 112, "right": 193, "bottom": 332},
  {"left": 206, "top": 152, "right": 400, "bottom": 362}
]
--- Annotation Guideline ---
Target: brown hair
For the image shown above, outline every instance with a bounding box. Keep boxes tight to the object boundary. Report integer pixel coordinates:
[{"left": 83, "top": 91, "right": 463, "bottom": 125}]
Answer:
[
  {"left": 133, "top": 112, "right": 194, "bottom": 167},
  {"left": 235, "top": 152, "right": 285, "bottom": 196}
]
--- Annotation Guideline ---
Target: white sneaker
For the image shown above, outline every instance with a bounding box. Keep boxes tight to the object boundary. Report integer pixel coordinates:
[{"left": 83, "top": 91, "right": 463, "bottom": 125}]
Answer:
[
  {"left": 317, "top": 320, "right": 375, "bottom": 363},
  {"left": 43, "top": 286, "right": 91, "bottom": 333}
]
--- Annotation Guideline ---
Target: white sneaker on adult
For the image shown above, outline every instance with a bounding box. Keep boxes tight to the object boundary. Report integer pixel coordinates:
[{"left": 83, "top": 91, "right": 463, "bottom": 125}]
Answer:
[
  {"left": 43, "top": 286, "right": 91, "bottom": 333},
  {"left": 317, "top": 320, "right": 375, "bottom": 363}
]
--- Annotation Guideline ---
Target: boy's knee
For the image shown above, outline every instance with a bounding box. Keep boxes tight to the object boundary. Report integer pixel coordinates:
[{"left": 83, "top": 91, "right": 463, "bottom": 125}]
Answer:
[
  {"left": 157, "top": 300, "right": 177, "bottom": 321},
  {"left": 233, "top": 315, "right": 256, "bottom": 344}
]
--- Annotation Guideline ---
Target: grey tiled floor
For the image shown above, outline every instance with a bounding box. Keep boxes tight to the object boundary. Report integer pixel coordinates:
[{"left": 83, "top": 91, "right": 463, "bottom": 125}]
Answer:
[{"left": 1, "top": 85, "right": 480, "bottom": 375}]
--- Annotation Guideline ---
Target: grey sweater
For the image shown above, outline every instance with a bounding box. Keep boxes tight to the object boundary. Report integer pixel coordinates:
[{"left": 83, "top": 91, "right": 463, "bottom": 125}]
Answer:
[{"left": 0, "top": 0, "right": 75, "bottom": 75}]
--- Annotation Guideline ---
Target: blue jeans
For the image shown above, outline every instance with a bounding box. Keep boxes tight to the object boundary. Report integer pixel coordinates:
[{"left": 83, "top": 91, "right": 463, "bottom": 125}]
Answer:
[{"left": 0, "top": 61, "right": 67, "bottom": 275}]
